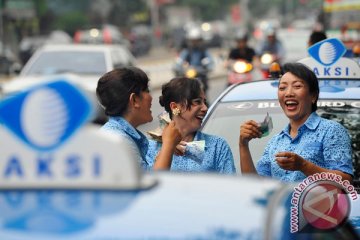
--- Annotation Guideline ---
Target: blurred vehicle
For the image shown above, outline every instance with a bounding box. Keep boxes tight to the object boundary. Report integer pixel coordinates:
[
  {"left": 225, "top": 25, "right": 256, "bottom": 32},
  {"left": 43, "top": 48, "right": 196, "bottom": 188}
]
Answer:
[
  {"left": 226, "top": 59, "right": 254, "bottom": 85},
  {"left": 201, "top": 38, "right": 360, "bottom": 190},
  {"left": 129, "top": 24, "right": 152, "bottom": 57},
  {"left": 0, "top": 41, "right": 21, "bottom": 75},
  {"left": 0, "top": 80, "right": 358, "bottom": 239},
  {"left": 74, "top": 24, "right": 130, "bottom": 48},
  {"left": 321, "top": 0, "right": 360, "bottom": 51},
  {"left": 173, "top": 28, "right": 214, "bottom": 94},
  {"left": 19, "top": 30, "right": 72, "bottom": 65},
  {"left": 200, "top": 22, "right": 223, "bottom": 48},
  {"left": 0, "top": 44, "right": 136, "bottom": 124}
]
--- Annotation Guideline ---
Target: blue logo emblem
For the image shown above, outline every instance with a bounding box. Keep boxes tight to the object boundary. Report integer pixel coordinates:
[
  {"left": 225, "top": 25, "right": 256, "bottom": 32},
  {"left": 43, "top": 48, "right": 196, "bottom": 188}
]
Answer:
[
  {"left": 308, "top": 38, "right": 346, "bottom": 66},
  {"left": 0, "top": 80, "right": 92, "bottom": 151}
]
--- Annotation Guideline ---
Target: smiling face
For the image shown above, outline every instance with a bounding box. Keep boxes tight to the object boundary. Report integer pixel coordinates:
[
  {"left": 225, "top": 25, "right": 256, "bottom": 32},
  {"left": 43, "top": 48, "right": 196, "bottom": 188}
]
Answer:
[
  {"left": 173, "top": 90, "right": 208, "bottom": 137},
  {"left": 278, "top": 72, "right": 316, "bottom": 125}
]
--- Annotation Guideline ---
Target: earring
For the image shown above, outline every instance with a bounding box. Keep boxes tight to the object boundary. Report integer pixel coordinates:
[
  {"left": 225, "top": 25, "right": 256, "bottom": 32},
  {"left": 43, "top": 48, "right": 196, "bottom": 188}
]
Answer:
[{"left": 172, "top": 107, "right": 181, "bottom": 116}]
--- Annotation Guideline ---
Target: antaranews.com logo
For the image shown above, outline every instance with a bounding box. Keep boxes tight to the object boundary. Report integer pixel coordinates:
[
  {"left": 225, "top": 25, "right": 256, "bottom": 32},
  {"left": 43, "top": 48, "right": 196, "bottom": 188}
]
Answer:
[{"left": 290, "top": 172, "right": 358, "bottom": 233}]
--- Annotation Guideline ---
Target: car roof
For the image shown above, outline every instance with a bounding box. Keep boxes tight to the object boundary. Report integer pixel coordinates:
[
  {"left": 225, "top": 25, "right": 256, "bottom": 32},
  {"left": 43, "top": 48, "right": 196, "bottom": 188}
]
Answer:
[
  {"left": 38, "top": 43, "right": 129, "bottom": 51},
  {"left": 217, "top": 79, "right": 360, "bottom": 103}
]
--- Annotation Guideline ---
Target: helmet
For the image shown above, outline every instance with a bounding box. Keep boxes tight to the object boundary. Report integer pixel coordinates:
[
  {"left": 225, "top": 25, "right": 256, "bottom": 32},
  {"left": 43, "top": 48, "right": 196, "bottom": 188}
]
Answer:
[
  {"left": 186, "top": 28, "right": 202, "bottom": 40},
  {"left": 265, "top": 27, "right": 276, "bottom": 37},
  {"left": 235, "top": 30, "right": 248, "bottom": 41}
]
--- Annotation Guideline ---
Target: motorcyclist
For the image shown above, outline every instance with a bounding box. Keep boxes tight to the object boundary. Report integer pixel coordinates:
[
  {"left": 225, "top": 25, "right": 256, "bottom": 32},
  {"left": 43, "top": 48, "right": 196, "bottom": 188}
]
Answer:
[
  {"left": 227, "top": 31, "right": 256, "bottom": 63},
  {"left": 256, "top": 28, "right": 285, "bottom": 64},
  {"left": 173, "top": 28, "right": 214, "bottom": 93}
]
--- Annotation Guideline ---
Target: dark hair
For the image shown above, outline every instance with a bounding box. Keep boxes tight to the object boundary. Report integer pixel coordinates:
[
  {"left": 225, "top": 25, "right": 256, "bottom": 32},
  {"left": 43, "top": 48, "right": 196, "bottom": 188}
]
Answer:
[
  {"left": 309, "top": 31, "right": 327, "bottom": 46},
  {"left": 159, "top": 77, "right": 202, "bottom": 119},
  {"left": 281, "top": 62, "right": 319, "bottom": 112},
  {"left": 96, "top": 67, "right": 149, "bottom": 116}
]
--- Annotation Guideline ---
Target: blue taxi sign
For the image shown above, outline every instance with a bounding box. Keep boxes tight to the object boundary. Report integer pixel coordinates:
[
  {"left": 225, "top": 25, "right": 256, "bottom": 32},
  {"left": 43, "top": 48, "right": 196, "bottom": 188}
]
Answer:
[
  {"left": 0, "top": 80, "right": 155, "bottom": 190},
  {"left": 0, "top": 80, "right": 91, "bottom": 151},
  {"left": 299, "top": 38, "right": 360, "bottom": 79},
  {"left": 308, "top": 38, "right": 346, "bottom": 66}
]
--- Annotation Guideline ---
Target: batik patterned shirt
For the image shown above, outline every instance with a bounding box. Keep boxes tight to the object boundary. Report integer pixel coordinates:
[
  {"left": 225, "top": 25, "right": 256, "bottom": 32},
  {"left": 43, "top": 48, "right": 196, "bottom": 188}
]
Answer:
[
  {"left": 101, "top": 117, "right": 150, "bottom": 169},
  {"left": 256, "top": 112, "right": 353, "bottom": 182},
  {"left": 146, "top": 131, "right": 236, "bottom": 174}
]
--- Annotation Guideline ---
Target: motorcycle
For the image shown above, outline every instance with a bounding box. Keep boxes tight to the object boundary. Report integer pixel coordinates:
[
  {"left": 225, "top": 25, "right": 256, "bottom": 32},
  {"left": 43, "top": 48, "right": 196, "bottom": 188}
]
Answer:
[
  {"left": 260, "top": 52, "right": 281, "bottom": 79},
  {"left": 226, "top": 59, "right": 253, "bottom": 85},
  {"left": 173, "top": 57, "right": 211, "bottom": 93}
]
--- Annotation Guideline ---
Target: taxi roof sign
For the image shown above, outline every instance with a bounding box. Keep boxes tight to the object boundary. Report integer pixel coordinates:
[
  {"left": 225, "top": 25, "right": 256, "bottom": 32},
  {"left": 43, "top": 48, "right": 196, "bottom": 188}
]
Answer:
[
  {"left": 299, "top": 38, "right": 360, "bottom": 79},
  {"left": 0, "top": 80, "right": 156, "bottom": 190}
]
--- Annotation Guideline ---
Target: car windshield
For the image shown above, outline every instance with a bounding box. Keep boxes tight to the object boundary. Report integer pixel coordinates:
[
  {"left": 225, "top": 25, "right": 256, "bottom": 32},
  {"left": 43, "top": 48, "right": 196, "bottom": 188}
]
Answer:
[
  {"left": 202, "top": 100, "right": 360, "bottom": 180},
  {"left": 24, "top": 51, "right": 107, "bottom": 75}
]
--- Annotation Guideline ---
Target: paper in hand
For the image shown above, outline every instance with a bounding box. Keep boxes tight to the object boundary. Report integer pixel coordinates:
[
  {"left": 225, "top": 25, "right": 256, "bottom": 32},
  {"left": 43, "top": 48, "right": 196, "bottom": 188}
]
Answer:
[
  {"left": 185, "top": 140, "right": 205, "bottom": 162},
  {"left": 147, "top": 111, "right": 171, "bottom": 141},
  {"left": 259, "top": 112, "right": 273, "bottom": 137}
]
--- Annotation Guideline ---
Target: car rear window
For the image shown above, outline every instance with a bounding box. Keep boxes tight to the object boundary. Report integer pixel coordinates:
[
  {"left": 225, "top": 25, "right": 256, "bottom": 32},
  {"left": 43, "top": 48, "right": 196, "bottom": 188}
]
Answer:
[{"left": 25, "top": 51, "right": 107, "bottom": 75}]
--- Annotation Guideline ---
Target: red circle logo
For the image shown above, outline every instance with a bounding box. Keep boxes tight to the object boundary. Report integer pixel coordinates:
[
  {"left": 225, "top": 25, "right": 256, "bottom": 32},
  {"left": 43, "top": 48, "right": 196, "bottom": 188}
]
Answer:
[{"left": 300, "top": 182, "right": 350, "bottom": 230}]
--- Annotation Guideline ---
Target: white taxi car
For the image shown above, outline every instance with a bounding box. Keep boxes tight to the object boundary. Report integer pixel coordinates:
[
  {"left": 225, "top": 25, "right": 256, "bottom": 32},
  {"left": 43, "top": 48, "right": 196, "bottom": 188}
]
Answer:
[{"left": 0, "top": 44, "right": 136, "bottom": 124}]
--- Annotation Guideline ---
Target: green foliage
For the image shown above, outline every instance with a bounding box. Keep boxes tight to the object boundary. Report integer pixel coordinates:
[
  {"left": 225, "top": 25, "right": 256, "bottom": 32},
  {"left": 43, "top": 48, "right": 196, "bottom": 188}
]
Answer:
[{"left": 52, "top": 12, "right": 89, "bottom": 35}]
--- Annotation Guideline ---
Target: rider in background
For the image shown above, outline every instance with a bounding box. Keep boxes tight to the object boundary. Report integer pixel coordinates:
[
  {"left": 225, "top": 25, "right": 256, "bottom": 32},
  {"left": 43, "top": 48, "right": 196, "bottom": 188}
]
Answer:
[
  {"left": 256, "top": 28, "right": 286, "bottom": 64},
  {"left": 173, "top": 28, "right": 215, "bottom": 93},
  {"left": 227, "top": 31, "right": 256, "bottom": 63},
  {"left": 308, "top": 30, "right": 327, "bottom": 47}
]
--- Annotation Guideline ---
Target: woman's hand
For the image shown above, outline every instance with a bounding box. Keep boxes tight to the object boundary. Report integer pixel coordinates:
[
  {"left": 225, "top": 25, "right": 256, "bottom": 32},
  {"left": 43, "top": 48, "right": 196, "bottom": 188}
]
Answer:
[
  {"left": 161, "top": 121, "right": 182, "bottom": 148},
  {"left": 275, "top": 152, "right": 305, "bottom": 171},
  {"left": 174, "top": 141, "right": 187, "bottom": 156},
  {"left": 239, "top": 120, "right": 262, "bottom": 146}
]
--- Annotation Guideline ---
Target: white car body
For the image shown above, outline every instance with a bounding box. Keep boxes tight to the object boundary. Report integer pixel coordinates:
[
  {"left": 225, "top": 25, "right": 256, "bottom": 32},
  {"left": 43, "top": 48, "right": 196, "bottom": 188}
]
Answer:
[{"left": 1, "top": 44, "right": 136, "bottom": 123}]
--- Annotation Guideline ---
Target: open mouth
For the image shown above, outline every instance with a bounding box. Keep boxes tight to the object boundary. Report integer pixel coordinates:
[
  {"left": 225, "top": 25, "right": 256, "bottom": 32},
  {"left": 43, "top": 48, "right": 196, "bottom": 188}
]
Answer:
[
  {"left": 196, "top": 115, "right": 205, "bottom": 121},
  {"left": 285, "top": 100, "right": 298, "bottom": 110}
]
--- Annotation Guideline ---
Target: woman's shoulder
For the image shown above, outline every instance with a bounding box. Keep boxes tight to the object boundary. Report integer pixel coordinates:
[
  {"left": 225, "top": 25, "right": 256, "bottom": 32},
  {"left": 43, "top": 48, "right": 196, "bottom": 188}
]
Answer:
[{"left": 318, "top": 116, "right": 346, "bottom": 131}]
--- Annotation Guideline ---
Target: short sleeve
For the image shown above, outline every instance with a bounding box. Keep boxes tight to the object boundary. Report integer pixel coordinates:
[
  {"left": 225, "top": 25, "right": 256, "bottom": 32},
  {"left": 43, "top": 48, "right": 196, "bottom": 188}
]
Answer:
[
  {"left": 323, "top": 123, "right": 353, "bottom": 176},
  {"left": 215, "top": 137, "right": 236, "bottom": 174}
]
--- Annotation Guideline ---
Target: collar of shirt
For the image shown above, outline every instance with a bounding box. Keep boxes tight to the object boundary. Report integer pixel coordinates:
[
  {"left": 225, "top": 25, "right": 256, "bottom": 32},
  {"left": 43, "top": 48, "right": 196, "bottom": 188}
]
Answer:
[
  {"left": 109, "top": 116, "right": 146, "bottom": 142},
  {"left": 280, "top": 112, "right": 321, "bottom": 138}
]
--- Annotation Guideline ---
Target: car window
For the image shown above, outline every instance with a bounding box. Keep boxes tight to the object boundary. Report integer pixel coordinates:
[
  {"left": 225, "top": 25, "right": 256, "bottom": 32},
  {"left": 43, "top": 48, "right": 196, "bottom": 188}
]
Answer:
[
  {"left": 202, "top": 100, "right": 360, "bottom": 178},
  {"left": 24, "top": 51, "right": 107, "bottom": 75},
  {"left": 202, "top": 100, "right": 288, "bottom": 171},
  {"left": 111, "top": 47, "right": 134, "bottom": 68}
]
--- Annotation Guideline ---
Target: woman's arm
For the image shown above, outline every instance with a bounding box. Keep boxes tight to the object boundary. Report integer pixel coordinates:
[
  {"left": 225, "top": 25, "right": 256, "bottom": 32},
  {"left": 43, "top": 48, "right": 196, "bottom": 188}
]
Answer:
[
  {"left": 275, "top": 152, "right": 353, "bottom": 182},
  {"left": 239, "top": 120, "right": 262, "bottom": 174},
  {"left": 153, "top": 121, "right": 182, "bottom": 170}
]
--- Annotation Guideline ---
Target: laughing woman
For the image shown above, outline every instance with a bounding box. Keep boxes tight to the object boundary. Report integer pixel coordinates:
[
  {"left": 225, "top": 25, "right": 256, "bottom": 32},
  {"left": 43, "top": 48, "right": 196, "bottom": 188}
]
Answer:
[
  {"left": 148, "top": 77, "right": 236, "bottom": 174},
  {"left": 96, "top": 67, "right": 181, "bottom": 170},
  {"left": 239, "top": 62, "right": 353, "bottom": 182}
]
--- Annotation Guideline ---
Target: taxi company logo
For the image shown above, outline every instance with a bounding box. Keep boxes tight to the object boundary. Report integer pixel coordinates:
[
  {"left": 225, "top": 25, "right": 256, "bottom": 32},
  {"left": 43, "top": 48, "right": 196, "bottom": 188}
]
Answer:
[
  {"left": 0, "top": 80, "right": 91, "bottom": 151},
  {"left": 308, "top": 38, "right": 346, "bottom": 66},
  {"left": 231, "top": 102, "right": 253, "bottom": 110}
]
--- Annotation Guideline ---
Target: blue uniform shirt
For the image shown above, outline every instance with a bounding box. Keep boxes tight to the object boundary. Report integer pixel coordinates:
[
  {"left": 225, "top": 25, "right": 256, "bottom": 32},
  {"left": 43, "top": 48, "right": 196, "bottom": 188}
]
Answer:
[
  {"left": 147, "top": 131, "right": 236, "bottom": 174},
  {"left": 256, "top": 112, "right": 353, "bottom": 182},
  {"left": 101, "top": 117, "right": 150, "bottom": 168}
]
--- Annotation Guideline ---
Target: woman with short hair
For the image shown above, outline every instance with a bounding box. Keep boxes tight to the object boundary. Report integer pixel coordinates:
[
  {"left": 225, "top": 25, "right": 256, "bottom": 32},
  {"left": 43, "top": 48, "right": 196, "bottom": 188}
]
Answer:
[{"left": 239, "top": 62, "right": 353, "bottom": 182}]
